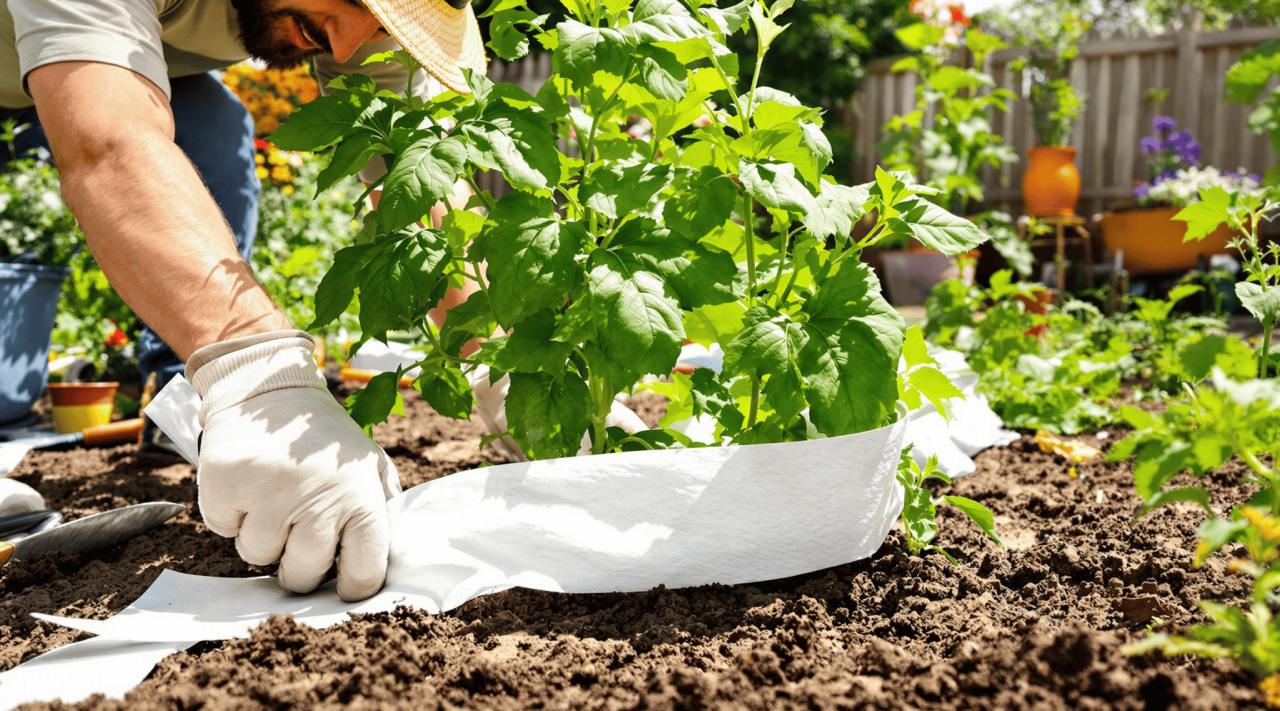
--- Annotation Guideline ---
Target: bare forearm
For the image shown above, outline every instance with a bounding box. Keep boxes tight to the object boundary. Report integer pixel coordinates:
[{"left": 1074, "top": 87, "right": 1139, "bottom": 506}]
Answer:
[
  {"left": 58, "top": 133, "right": 289, "bottom": 358},
  {"left": 29, "top": 61, "right": 288, "bottom": 361}
]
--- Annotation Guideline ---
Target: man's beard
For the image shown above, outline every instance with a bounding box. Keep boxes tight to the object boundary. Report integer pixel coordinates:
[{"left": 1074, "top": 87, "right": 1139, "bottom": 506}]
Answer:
[{"left": 229, "top": 0, "right": 330, "bottom": 68}]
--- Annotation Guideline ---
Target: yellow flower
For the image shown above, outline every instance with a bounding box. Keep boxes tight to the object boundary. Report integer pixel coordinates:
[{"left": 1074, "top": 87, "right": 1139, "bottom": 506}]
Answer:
[
  {"left": 282, "top": 185, "right": 295, "bottom": 196},
  {"left": 270, "top": 165, "right": 292, "bottom": 183},
  {"left": 255, "top": 153, "right": 265, "bottom": 165},
  {"left": 1241, "top": 507, "right": 1280, "bottom": 543},
  {"left": 1259, "top": 674, "right": 1280, "bottom": 708},
  {"left": 256, "top": 166, "right": 269, "bottom": 181}
]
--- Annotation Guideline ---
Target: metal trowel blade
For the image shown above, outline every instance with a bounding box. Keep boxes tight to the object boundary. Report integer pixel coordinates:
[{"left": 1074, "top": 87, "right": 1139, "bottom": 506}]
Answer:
[{"left": 10, "top": 501, "right": 184, "bottom": 562}]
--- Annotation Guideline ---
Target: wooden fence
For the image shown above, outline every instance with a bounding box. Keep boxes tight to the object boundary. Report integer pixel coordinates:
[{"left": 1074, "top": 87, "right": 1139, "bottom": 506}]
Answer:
[{"left": 853, "top": 25, "right": 1280, "bottom": 217}]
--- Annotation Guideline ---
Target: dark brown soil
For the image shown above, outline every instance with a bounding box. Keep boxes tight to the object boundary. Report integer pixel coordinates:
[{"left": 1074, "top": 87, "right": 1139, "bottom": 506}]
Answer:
[{"left": 3, "top": 391, "right": 1269, "bottom": 709}]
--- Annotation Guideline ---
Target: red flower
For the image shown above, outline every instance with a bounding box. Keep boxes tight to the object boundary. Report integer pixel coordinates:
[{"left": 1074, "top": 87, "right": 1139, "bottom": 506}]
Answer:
[
  {"left": 254, "top": 138, "right": 271, "bottom": 152},
  {"left": 948, "top": 4, "right": 971, "bottom": 27},
  {"left": 105, "top": 328, "right": 129, "bottom": 348}
]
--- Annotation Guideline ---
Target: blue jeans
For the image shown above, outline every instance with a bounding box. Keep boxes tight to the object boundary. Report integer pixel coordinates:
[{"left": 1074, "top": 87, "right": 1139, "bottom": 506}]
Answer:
[{"left": 2, "top": 72, "right": 260, "bottom": 388}]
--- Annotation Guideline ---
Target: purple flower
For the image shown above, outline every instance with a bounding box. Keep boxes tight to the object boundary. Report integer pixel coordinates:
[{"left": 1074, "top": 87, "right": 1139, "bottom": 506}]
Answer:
[
  {"left": 1179, "top": 143, "right": 1202, "bottom": 164},
  {"left": 1251, "top": 173, "right": 1263, "bottom": 184},
  {"left": 1167, "top": 130, "right": 1194, "bottom": 148},
  {"left": 1134, "top": 183, "right": 1150, "bottom": 199},
  {"left": 1156, "top": 170, "right": 1176, "bottom": 183},
  {"left": 1153, "top": 116, "right": 1176, "bottom": 133},
  {"left": 1140, "top": 136, "right": 1160, "bottom": 155}
]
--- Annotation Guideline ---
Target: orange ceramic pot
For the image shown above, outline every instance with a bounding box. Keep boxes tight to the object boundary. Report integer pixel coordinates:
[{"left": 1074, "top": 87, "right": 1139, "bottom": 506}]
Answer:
[
  {"left": 1022, "top": 146, "right": 1081, "bottom": 217},
  {"left": 1099, "top": 207, "right": 1233, "bottom": 275}
]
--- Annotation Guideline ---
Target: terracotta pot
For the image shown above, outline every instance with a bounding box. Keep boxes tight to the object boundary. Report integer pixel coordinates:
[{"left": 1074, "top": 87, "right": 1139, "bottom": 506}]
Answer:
[
  {"left": 1099, "top": 207, "right": 1233, "bottom": 275},
  {"left": 880, "top": 250, "right": 973, "bottom": 306},
  {"left": 1022, "top": 146, "right": 1081, "bottom": 217},
  {"left": 47, "top": 381, "right": 118, "bottom": 434}
]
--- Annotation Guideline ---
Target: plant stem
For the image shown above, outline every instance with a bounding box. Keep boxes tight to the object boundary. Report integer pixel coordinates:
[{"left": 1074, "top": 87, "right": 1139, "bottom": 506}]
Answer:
[
  {"left": 747, "top": 377, "right": 761, "bottom": 429},
  {"left": 1262, "top": 325, "right": 1273, "bottom": 379},
  {"left": 463, "top": 174, "right": 496, "bottom": 213}
]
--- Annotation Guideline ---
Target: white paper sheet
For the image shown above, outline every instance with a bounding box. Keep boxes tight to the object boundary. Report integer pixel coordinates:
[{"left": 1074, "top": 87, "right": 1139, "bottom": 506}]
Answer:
[
  {"left": 0, "top": 637, "right": 190, "bottom": 708},
  {"left": 3, "top": 348, "right": 1018, "bottom": 707}
]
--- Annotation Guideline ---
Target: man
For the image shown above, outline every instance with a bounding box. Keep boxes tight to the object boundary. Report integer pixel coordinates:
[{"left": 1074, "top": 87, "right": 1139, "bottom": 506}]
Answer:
[{"left": 0, "top": 0, "right": 486, "bottom": 601}]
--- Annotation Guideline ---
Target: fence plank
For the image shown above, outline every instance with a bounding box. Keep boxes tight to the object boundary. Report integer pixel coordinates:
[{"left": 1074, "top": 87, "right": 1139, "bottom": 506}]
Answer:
[{"left": 852, "top": 24, "right": 1280, "bottom": 216}]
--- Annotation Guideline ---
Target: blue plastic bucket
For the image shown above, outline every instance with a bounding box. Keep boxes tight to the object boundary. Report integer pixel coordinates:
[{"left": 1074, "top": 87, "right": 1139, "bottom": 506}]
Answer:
[{"left": 0, "top": 262, "right": 68, "bottom": 425}]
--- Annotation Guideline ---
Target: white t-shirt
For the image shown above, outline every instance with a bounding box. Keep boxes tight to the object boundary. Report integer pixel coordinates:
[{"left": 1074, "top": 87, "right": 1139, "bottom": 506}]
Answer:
[{"left": 0, "top": 0, "right": 439, "bottom": 108}]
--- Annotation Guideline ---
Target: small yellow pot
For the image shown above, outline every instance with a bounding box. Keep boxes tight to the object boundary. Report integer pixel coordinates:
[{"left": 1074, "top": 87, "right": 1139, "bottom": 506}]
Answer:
[
  {"left": 47, "top": 382, "right": 118, "bottom": 434},
  {"left": 1099, "top": 207, "right": 1233, "bottom": 275}
]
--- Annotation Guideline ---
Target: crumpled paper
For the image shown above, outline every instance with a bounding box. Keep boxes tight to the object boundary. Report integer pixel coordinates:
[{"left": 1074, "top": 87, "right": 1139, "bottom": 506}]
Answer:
[{"left": 2, "top": 375, "right": 916, "bottom": 708}]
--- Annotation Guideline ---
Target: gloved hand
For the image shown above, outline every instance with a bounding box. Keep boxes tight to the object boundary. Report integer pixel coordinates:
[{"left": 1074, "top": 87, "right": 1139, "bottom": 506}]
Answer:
[
  {"left": 467, "top": 365, "right": 648, "bottom": 459},
  {"left": 187, "top": 330, "right": 401, "bottom": 601}
]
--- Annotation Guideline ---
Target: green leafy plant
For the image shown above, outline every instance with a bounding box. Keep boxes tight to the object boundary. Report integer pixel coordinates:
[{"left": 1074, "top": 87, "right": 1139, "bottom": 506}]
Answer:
[
  {"left": 879, "top": 22, "right": 1016, "bottom": 216},
  {"left": 273, "top": 0, "right": 989, "bottom": 458},
  {"left": 1228, "top": 40, "right": 1280, "bottom": 185},
  {"left": 1177, "top": 184, "right": 1280, "bottom": 376},
  {"left": 896, "top": 447, "right": 1002, "bottom": 561},
  {"left": 0, "top": 121, "right": 81, "bottom": 266},
  {"left": 1113, "top": 369, "right": 1280, "bottom": 706},
  {"left": 987, "top": 0, "right": 1089, "bottom": 147}
]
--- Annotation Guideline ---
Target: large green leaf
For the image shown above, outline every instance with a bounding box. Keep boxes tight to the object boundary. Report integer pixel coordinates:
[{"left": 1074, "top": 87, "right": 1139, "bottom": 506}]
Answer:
[
  {"left": 893, "top": 199, "right": 989, "bottom": 254},
  {"left": 723, "top": 305, "right": 805, "bottom": 378},
  {"left": 586, "top": 250, "right": 685, "bottom": 379},
  {"left": 270, "top": 92, "right": 362, "bottom": 151},
  {"left": 476, "top": 310, "right": 573, "bottom": 374},
  {"left": 310, "top": 242, "right": 375, "bottom": 330},
  {"left": 627, "top": 0, "right": 710, "bottom": 44},
  {"left": 739, "top": 160, "right": 817, "bottom": 215},
  {"left": 554, "top": 20, "right": 635, "bottom": 85},
  {"left": 506, "top": 372, "right": 592, "bottom": 459},
  {"left": 379, "top": 135, "right": 468, "bottom": 232},
  {"left": 803, "top": 182, "right": 871, "bottom": 239},
  {"left": 471, "top": 193, "right": 586, "bottom": 326},
  {"left": 416, "top": 362, "right": 473, "bottom": 420},
  {"left": 663, "top": 166, "right": 738, "bottom": 239},
  {"left": 357, "top": 228, "right": 453, "bottom": 340},
  {"left": 346, "top": 370, "right": 404, "bottom": 433},
  {"left": 799, "top": 259, "right": 904, "bottom": 434},
  {"left": 581, "top": 161, "right": 672, "bottom": 221},
  {"left": 1236, "top": 281, "right": 1280, "bottom": 329},
  {"left": 462, "top": 108, "right": 561, "bottom": 193},
  {"left": 609, "top": 219, "right": 738, "bottom": 308}
]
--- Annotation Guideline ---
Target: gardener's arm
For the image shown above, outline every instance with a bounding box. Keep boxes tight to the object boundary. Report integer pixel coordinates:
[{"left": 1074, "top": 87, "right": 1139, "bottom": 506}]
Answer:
[
  {"left": 29, "top": 61, "right": 396, "bottom": 602},
  {"left": 28, "top": 62, "right": 289, "bottom": 357}
]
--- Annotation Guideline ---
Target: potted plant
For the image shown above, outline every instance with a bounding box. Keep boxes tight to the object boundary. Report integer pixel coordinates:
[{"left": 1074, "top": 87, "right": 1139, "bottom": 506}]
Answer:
[
  {"left": 877, "top": 11, "right": 1021, "bottom": 303},
  {"left": 1099, "top": 116, "right": 1254, "bottom": 274},
  {"left": 1004, "top": 3, "right": 1089, "bottom": 217},
  {"left": 0, "top": 121, "right": 81, "bottom": 427}
]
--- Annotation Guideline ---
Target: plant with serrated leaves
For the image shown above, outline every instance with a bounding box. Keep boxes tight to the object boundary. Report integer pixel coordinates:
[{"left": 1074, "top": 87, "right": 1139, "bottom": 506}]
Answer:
[
  {"left": 270, "top": 0, "right": 989, "bottom": 458},
  {"left": 1177, "top": 184, "right": 1280, "bottom": 377},
  {"left": 1228, "top": 39, "right": 1280, "bottom": 186},
  {"left": 878, "top": 22, "right": 1015, "bottom": 213},
  {"left": 1114, "top": 370, "right": 1280, "bottom": 707},
  {"left": 896, "top": 447, "right": 1001, "bottom": 561}
]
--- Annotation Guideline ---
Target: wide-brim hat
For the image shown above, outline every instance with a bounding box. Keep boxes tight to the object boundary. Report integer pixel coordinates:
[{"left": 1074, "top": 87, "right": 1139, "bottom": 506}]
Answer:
[{"left": 362, "top": 0, "right": 488, "bottom": 94}]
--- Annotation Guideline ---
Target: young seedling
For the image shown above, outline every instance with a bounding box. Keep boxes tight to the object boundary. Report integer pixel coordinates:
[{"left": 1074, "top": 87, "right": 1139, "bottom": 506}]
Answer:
[{"left": 896, "top": 448, "right": 1002, "bottom": 561}]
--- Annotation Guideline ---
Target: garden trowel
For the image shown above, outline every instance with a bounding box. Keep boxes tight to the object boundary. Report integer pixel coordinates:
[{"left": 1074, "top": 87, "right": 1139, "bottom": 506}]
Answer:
[{"left": 0, "top": 501, "right": 183, "bottom": 568}]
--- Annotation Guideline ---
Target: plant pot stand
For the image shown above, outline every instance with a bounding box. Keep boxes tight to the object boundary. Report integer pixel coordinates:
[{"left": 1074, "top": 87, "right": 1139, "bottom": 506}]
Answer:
[{"left": 1019, "top": 214, "right": 1094, "bottom": 294}]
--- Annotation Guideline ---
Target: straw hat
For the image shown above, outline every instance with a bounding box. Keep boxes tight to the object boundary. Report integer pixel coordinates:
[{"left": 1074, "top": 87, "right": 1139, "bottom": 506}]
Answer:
[{"left": 361, "top": 0, "right": 488, "bottom": 94}]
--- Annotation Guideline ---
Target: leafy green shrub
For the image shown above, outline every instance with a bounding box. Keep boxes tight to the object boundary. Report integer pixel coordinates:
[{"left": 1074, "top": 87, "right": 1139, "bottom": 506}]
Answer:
[{"left": 274, "top": 0, "right": 990, "bottom": 458}]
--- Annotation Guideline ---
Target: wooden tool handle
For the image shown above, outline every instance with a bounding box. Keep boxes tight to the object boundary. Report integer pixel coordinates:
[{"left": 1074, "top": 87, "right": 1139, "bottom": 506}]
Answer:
[
  {"left": 340, "top": 368, "right": 416, "bottom": 388},
  {"left": 0, "top": 541, "right": 13, "bottom": 568},
  {"left": 81, "top": 418, "right": 145, "bottom": 447}
]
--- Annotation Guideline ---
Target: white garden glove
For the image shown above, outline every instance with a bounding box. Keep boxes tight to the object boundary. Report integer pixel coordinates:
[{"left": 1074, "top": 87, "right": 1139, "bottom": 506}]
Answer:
[
  {"left": 187, "top": 330, "right": 401, "bottom": 601},
  {"left": 467, "top": 365, "right": 648, "bottom": 460}
]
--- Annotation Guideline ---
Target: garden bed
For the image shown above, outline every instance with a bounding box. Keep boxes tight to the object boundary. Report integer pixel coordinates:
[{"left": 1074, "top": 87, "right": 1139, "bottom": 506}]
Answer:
[{"left": 0, "top": 388, "right": 1266, "bottom": 709}]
